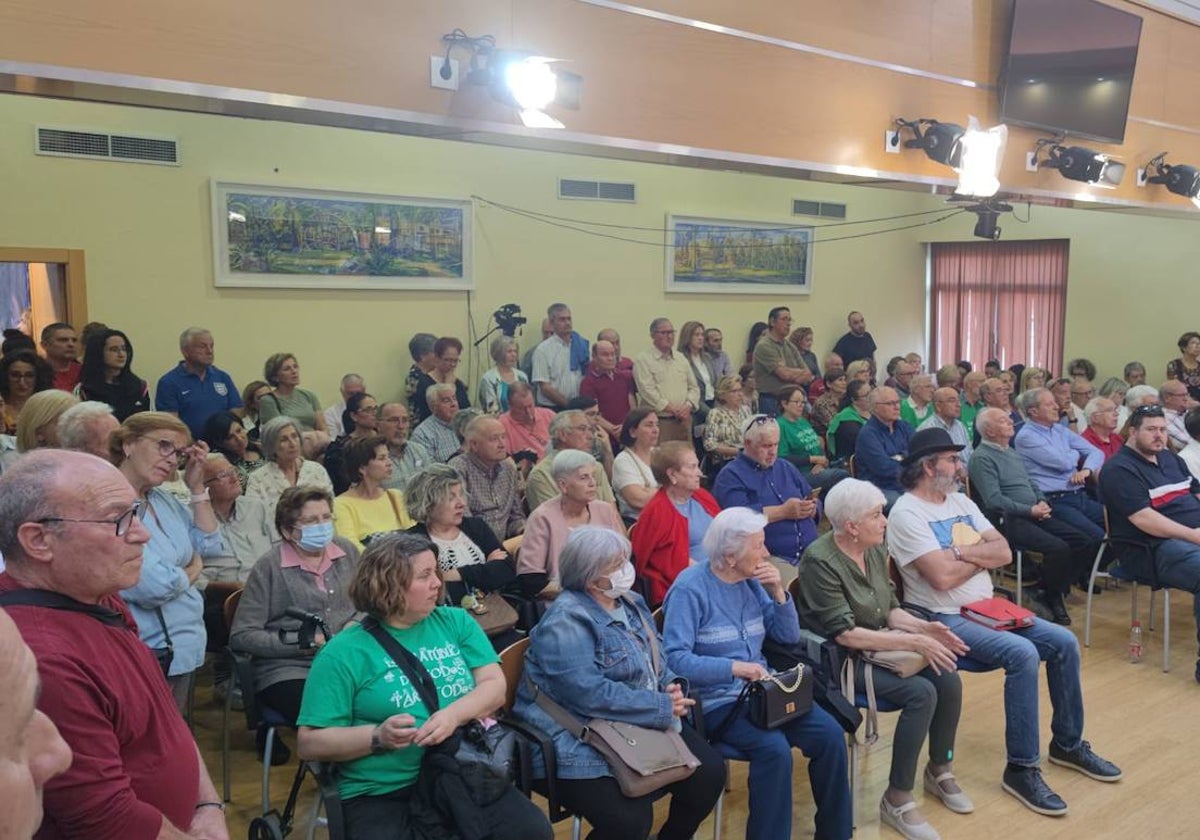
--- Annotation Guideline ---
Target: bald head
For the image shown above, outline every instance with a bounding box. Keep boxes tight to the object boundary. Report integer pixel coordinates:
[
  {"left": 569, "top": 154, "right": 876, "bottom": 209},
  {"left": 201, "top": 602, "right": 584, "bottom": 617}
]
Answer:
[
  {"left": 465, "top": 415, "right": 508, "bottom": 464},
  {"left": 592, "top": 339, "right": 617, "bottom": 372},
  {"left": 931, "top": 387, "right": 961, "bottom": 421}
]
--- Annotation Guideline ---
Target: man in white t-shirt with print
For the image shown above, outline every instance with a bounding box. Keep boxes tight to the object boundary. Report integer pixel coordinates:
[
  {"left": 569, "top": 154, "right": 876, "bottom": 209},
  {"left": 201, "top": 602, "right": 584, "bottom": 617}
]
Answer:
[{"left": 887, "top": 428, "right": 1121, "bottom": 819}]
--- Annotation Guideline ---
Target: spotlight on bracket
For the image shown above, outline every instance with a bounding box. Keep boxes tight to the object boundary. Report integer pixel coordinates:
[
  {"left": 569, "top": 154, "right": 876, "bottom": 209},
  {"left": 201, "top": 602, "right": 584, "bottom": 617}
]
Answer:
[
  {"left": 1143, "top": 153, "right": 1200, "bottom": 208},
  {"left": 949, "top": 198, "right": 1013, "bottom": 241},
  {"left": 1031, "top": 138, "right": 1125, "bottom": 187},
  {"left": 894, "top": 116, "right": 1006, "bottom": 197}
]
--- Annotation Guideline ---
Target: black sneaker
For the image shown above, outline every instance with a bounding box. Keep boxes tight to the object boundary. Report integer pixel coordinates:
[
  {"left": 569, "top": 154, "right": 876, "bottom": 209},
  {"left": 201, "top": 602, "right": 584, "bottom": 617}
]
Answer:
[
  {"left": 1048, "top": 740, "right": 1122, "bottom": 782},
  {"left": 1001, "top": 765, "right": 1068, "bottom": 816},
  {"left": 1044, "top": 591, "right": 1072, "bottom": 626}
]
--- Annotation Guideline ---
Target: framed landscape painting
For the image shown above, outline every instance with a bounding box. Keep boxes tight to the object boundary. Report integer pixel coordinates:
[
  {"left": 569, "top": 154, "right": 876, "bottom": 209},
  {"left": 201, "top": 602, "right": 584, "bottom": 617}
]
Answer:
[
  {"left": 211, "top": 181, "right": 472, "bottom": 290},
  {"left": 666, "top": 215, "right": 813, "bottom": 295}
]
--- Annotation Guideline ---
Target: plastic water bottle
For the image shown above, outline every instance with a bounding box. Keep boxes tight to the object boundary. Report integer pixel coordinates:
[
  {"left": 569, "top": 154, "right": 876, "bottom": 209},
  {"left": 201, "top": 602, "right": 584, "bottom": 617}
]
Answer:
[{"left": 1129, "top": 619, "right": 1144, "bottom": 663}]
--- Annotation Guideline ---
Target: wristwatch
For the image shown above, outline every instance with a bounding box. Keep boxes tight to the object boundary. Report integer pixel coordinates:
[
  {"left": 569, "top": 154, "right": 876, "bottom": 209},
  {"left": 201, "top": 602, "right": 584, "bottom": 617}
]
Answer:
[{"left": 370, "top": 725, "right": 388, "bottom": 755}]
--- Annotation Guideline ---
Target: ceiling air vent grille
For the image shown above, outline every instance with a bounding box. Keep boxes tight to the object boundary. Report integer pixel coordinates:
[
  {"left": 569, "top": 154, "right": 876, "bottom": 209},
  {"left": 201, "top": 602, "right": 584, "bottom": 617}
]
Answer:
[
  {"left": 558, "top": 178, "right": 636, "bottom": 202},
  {"left": 36, "top": 127, "right": 180, "bottom": 166},
  {"left": 792, "top": 199, "right": 847, "bottom": 219}
]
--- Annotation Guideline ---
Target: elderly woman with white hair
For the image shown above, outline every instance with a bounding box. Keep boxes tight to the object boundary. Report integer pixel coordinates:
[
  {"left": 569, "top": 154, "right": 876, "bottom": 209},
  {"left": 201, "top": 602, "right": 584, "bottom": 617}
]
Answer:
[
  {"left": 797, "top": 479, "right": 970, "bottom": 840},
  {"left": 478, "top": 335, "right": 529, "bottom": 414},
  {"left": 57, "top": 400, "right": 120, "bottom": 460},
  {"left": 516, "top": 449, "right": 625, "bottom": 598},
  {"left": 664, "top": 507, "right": 851, "bottom": 840},
  {"left": 246, "top": 415, "right": 333, "bottom": 521},
  {"left": 513, "top": 527, "right": 726, "bottom": 840}
]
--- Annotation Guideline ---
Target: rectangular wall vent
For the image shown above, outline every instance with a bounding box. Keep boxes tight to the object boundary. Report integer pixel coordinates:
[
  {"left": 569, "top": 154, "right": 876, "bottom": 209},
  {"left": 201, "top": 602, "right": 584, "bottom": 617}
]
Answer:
[
  {"left": 792, "top": 199, "right": 846, "bottom": 219},
  {"left": 36, "top": 127, "right": 180, "bottom": 166},
  {"left": 558, "top": 178, "right": 636, "bottom": 202}
]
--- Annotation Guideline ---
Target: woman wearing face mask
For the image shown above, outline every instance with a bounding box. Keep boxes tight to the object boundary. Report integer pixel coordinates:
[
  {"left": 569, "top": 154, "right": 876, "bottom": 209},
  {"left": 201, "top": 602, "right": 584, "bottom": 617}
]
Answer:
[
  {"left": 513, "top": 527, "right": 726, "bottom": 840},
  {"left": 230, "top": 485, "right": 361, "bottom": 764}
]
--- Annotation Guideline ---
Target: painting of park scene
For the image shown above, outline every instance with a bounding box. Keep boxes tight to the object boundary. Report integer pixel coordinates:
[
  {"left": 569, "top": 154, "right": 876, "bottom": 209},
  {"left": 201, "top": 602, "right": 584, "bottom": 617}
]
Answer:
[
  {"left": 211, "top": 182, "right": 472, "bottom": 290},
  {"left": 667, "top": 215, "right": 812, "bottom": 295}
]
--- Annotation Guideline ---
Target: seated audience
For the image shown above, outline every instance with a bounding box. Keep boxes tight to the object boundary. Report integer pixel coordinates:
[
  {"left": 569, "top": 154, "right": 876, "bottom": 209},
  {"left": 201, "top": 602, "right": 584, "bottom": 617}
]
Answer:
[
  {"left": 712, "top": 415, "right": 820, "bottom": 567},
  {"left": 1048, "top": 378, "right": 1083, "bottom": 431},
  {"left": 809, "top": 352, "right": 843, "bottom": 400},
  {"left": 1180, "top": 407, "right": 1200, "bottom": 482},
  {"left": 296, "top": 532, "right": 552, "bottom": 840},
  {"left": 524, "top": 410, "right": 617, "bottom": 511},
  {"left": 478, "top": 336, "right": 529, "bottom": 414},
  {"left": 960, "top": 371, "right": 985, "bottom": 434},
  {"left": 568, "top": 395, "right": 615, "bottom": 477},
  {"left": 240, "top": 379, "right": 273, "bottom": 440},
  {"left": 972, "top": 377, "right": 1018, "bottom": 447},
  {"left": 854, "top": 387, "right": 913, "bottom": 508},
  {"left": 322, "top": 373, "right": 365, "bottom": 439},
  {"left": 798, "top": 479, "right": 971, "bottom": 839},
  {"left": 333, "top": 435, "right": 415, "bottom": 550},
  {"left": 776, "top": 385, "right": 849, "bottom": 494},
  {"left": 258, "top": 353, "right": 331, "bottom": 458},
  {"left": 14, "top": 389, "right": 76, "bottom": 453},
  {"left": 704, "top": 374, "right": 751, "bottom": 475},
  {"left": 155, "top": 327, "right": 242, "bottom": 439},
  {"left": 889, "top": 427, "right": 1121, "bottom": 817},
  {"left": 40, "top": 322, "right": 81, "bottom": 393},
  {"left": 403, "top": 332, "right": 437, "bottom": 418},
  {"left": 888, "top": 358, "right": 914, "bottom": 398},
  {"left": 368, "top": 403, "right": 429, "bottom": 496},
  {"left": 58, "top": 399, "right": 121, "bottom": 460},
  {"left": 827, "top": 379, "right": 871, "bottom": 460},
  {"left": 1067, "top": 358, "right": 1096, "bottom": 382},
  {"left": 1019, "top": 366, "right": 1048, "bottom": 394},
  {"left": 1166, "top": 331, "right": 1200, "bottom": 401},
  {"left": 581, "top": 337, "right": 636, "bottom": 445},
  {"left": 323, "top": 391, "right": 380, "bottom": 495},
  {"left": 1070, "top": 378, "right": 1095, "bottom": 420},
  {"left": 630, "top": 441, "right": 721, "bottom": 605},
  {"left": 203, "top": 409, "right": 266, "bottom": 492},
  {"left": 412, "top": 337, "right": 471, "bottom": 423},
  {"left": 935, "top": 364, "right": 962, "bottom": 391},
  {"left": 739, "top": 363, "right": 760, "bottom": 413},
  {"left": 247, "top": 416, "right": 334, "bottom": 522},
  {"left": 532, "top": 304, "right": 587, "bottom": 409},
  {"left": 1099, "top": 404, "right": 1200, "bottom": 681},
  {"left": 810, "top": 368, "right": 846, "bottom": 436},
  {"left": 498, "top": 380, "right": 555, "bottom": 461},
  {"left": 900, "top": 374, "right": 935, "bottom": 428},
  {"left": 984, "top": 359, "right": 1002, "bottom": 378},
  {"left": 846, "top": 359, "right": 873, "bottom": 385},
  {"left": 448, "top": 415, "right": 526, "bottom": 542},
  {"left": 231, "top": 485, "right": 360, "bottom": 763},
  {"left": 113, "top": 412, "right": 223, "bottom": 713},
  {"left": 917, "top": 386, "right": 973, "bottom": 465},
  {"left": 410, "top": 383, "right": 465, "bottom": 463},
  {"left": 77, "top": 328, "right": 150, "bottom": 420},
  {"left": 514, "top": 527, "right": 725, "bottom": 840},
  {"left": 612, "top": 407, "right": 660, "bottom": 522},
  {"left": 518, "top": 450, "right": 625, "bottom": 596},
  {"left": 1097, "top": 377, "right": 1129, "bottom": 428},
  {"left": 1081, "top": 397, "right": 1123, "bottom": 461},
  {"left": 0, "top": 450, "right": 228, "bottom": 840},
  {"left": 1124, "top": 360, "right": 1147, "bottom": 387},
  {"left": 1, "top": 350, "right": 53, "bottom": 434},
  {"left": 1160, "top": 379, "right": 1193, "bottom": 452},
  {"left": 664, "top": 507, "right": 852, "bottom": 840}
]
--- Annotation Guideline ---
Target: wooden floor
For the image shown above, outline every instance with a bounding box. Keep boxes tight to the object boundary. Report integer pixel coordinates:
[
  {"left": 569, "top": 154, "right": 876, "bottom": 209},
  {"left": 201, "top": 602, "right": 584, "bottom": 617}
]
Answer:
[{"left": 198, "top": 583, "right": 1199, "bottom": 839}]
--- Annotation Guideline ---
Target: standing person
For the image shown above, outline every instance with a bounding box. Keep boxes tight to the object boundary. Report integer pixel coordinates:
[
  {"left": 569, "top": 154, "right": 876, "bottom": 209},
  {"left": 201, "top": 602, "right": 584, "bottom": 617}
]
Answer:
[
  {"left": 611, "top": 408, "right": 661, "bottom": 522},
  {"left": 412, "top": 338, "right": 471, "bottom": 424},
  {"left": 832, "top": 310, "right": 878, "bottom": 373},
  {"left": 239, "top": 380, "right": 272, "bottom": 441},
  {"left": 0, "top": 450, "right": 229, "bottom": 840},
  {"left": 155, "top": 327, "right": 243, "bottom": 439},
  {"left": 403, "top": 332, "right": 437, "bottom": 419},
  {"left": 739, "top": 363, "right": 760, "bottom": 414},
  {"left": 889, "top": 428, "right": 1122, "bottom": 817},
  {"left": 744, "top": 322, "right": 769, "bottom": 366},
  {"left": 788, "top": 326, "right": 822, "bottom": 383},
  {"left": 322, "top": 373, "right": 366, "bottom": 438},
  {"left": 664, "top": 508, "right": 852, "bottom": 840},
  {"left": 478, "top": 336, "right": 529, "bottom": 414},
  {"left": 257, "top": 353, "right": 331, "bottom": 458},
  {"left": 532, "top": 303, "right": 588, "bottom": 409},
  {"left": 580, "top": 338, "right": 636, "bottom": 446},
  {"left": 76, "top": 328, "right": 150, "bottom": 420},
  {"left": 704, "top": 326, "right": 734, "bottom": 380},
  {"left": 40, "top": 322, "right": 81, "bottom": 393},
  {"left": 0, "top": 350, "right": 53, "bottom": 435},
  {"left": 1167, "top": 331, "right": 1200, "bottom": 401},
  {"left": 596, "top": 327, "right": 635, "bottom": 373},
  {"left": 333, "top": 435, "right": 415, "bottom": 550},
  {"left": 679, "top": 320, "right": 717, "bottom": 411},
  {"left": 112, "top": 412, "right": 224, "bottom": 712},
  {"left": 522, "top": 318, "right": 553, "bottom": 380},
  {"left": 634, "top": 317, "right": 699, "bottom": 444},
  {"left": 752, "top": 307, "right": 812, "bottom": 416},
  {"left": 377, "top": 402, "right": 432, "bottom": 494}
]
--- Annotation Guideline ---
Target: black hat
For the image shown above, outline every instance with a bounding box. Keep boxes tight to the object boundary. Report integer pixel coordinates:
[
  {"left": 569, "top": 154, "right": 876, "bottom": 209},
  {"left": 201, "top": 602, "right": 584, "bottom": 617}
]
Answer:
[{"left": 901, "top": 427, "right": 965, "bottom": 467}]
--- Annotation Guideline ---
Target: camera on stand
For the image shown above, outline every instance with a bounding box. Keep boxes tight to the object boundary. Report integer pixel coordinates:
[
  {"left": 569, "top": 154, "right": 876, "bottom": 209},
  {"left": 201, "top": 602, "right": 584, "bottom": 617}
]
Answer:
[{"left": 279, "top": 607, "right": 332, "bottom": 650}]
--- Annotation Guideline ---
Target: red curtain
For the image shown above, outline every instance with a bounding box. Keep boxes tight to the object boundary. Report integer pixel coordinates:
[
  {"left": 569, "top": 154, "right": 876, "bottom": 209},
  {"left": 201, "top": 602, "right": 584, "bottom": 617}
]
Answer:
[{"left": 929, "top": 239, "right": 1069, "bottom": 372}]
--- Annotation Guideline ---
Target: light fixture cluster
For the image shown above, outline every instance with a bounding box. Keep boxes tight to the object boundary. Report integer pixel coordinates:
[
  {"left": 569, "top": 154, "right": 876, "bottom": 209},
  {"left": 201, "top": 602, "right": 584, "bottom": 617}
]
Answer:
[
  {"left": 1029, "top": 138, "right": 1126, "bottom": 187},
  {"left": 894, "top": 116, "right": 1007, "bottom": 199},
  {"left": 1143, "top": 153, "right": 1200, "bottom": 208}
]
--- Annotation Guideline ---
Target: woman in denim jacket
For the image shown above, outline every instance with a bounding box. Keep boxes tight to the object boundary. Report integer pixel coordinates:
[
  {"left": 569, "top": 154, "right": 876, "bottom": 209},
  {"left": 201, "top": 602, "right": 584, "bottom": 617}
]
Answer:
[{"left": 514, "top": 527, "right": 725, "bottom": 840}]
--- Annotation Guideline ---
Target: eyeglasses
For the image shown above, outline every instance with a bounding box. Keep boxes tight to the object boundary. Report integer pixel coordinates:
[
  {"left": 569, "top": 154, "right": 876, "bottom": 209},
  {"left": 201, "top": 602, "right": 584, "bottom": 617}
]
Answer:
[
  {"left": 876, "top": 400, "right": 901, "bottom": 407},
  {"left": 149, "top": 438, "right": 190, "bottom": 465},
  {"left": 203, "top": 469, "right": 238, "bottom": 485},
  {"left": 37, "top": 499, "right": 146, "bottom": 537}
]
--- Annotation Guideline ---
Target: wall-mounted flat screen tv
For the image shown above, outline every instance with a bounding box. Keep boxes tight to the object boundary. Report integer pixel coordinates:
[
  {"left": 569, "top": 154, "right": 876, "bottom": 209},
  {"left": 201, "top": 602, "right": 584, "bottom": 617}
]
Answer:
[{"left": 999, "top": 0, "right": 1143, "bottom": 144}]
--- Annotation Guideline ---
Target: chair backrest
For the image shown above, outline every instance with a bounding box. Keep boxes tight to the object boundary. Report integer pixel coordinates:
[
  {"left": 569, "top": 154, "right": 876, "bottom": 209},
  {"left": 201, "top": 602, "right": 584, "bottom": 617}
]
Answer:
[
  {"left": 847, "top": 454, "right": 857, "bottom": 478},
  {"left": 498, "top": 636, "right": 531, "bottom": 714},
  {"left": 223, "top": 587, "right": 243, "bottom": 632}
]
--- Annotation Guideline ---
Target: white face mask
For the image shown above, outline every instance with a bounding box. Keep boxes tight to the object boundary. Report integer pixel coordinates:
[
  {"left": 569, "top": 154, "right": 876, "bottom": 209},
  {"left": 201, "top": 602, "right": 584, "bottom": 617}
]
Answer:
[{"left": 598, "top": 561, "right": 636, "bottom": 600}]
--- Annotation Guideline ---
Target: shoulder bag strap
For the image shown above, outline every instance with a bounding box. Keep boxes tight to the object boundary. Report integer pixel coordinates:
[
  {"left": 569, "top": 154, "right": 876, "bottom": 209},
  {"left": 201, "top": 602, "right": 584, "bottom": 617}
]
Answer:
[
  {"left": 385, "top": 490, "right": 407, "bottom": 529},
  {"left": 361, "top": 617, "right": 441, "bottom": 712},
  {"left": 154, "top": 606, "right": 173, "bottom": 651},
  {"left": 524, "top": 674, "right": 590, "bottom": 740},
  {"left": 620, "top": 596, "right": 662, "bottom": 678},
  {"left": 0, "top": 589, "right": 126, "bottom": 626},
  {"left": 840, "top": 656, "right": 879, "bottom": 745}
]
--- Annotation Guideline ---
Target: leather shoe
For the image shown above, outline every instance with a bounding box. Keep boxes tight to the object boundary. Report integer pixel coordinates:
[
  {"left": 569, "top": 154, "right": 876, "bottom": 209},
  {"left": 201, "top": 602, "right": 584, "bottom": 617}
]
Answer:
[
  {"left": 880, "top": 796, "right": 940, "bottom": 840},
  {"left": 1034, "top": 589, "right": 1071, "bottom": 625},
  {"left": 923, "top": 765, "right": 974, "bottom": 814},
  {"left": 1048, "top": 740, "right": 1122, "bottom": 782},
  {"left": 1001, "top": 765, "right": 1067, "bottom": 816}
]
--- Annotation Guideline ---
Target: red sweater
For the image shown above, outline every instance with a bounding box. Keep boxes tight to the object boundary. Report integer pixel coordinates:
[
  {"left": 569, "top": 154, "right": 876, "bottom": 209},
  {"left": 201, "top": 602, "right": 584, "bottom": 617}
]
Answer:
[
  {"left": 631, "top": 488, "right": 721, "bottom": 605},
  {"left": 0, "top": 575, "right": 200, "bottom": 840}
]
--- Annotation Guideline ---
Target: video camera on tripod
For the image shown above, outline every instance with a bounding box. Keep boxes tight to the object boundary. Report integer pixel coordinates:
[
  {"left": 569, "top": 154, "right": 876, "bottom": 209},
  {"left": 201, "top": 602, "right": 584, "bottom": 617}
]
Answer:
[
  {"left": 492, "top": 303, "right": 527, "bottom": 337},
  {"left": 279, "top": 607, "right": 332, "bottom": 650}
]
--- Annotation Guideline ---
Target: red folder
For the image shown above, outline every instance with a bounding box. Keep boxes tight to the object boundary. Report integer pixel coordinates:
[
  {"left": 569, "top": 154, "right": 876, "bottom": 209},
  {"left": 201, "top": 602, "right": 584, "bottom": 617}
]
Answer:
[{"left": 960, "top": 597, "right": 1036, "bottom": 631}]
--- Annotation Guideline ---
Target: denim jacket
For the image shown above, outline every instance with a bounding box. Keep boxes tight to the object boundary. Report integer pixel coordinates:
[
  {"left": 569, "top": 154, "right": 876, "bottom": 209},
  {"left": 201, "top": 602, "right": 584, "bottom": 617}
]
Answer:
[{"left": 513, "top": 588, "right": 677, "bottom": 779}]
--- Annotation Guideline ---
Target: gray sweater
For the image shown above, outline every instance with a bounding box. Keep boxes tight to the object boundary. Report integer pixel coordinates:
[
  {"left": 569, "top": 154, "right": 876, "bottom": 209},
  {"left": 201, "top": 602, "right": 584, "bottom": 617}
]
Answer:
[
  {"left": 229, "top": 537, "right": 361, "bottom": 690},
  {"left": 967, "top": 441, "right": 1044, "bottom": 518}
]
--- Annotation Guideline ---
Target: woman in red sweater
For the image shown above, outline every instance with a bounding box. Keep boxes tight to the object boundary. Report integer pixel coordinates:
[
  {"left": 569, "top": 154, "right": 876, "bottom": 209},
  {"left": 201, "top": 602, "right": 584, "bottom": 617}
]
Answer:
[{"left": 630, "top": 441, "right": 721, "bottom": 605}]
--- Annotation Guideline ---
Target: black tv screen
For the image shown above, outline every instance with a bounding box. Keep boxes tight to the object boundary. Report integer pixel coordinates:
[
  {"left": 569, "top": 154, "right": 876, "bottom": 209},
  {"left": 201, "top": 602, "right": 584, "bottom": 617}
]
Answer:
[{"left": 999, "top": 0, "right": 1143, "bottom": 144}]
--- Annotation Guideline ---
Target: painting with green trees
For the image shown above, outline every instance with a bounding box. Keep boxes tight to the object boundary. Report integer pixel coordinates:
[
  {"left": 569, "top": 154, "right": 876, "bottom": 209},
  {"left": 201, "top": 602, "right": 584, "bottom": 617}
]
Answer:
[
  {"left": 212, "top": 182, "right": 472, "bottom": 290},
  {"left": 667, "top": 216, "right": 812, "bottom": 295}
]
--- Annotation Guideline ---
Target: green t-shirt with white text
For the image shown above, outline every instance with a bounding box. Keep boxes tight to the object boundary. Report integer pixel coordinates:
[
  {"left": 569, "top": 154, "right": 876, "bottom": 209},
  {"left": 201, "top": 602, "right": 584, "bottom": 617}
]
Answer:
[{"left": 297, "top": 607, "right": 499, "bottom": 800}]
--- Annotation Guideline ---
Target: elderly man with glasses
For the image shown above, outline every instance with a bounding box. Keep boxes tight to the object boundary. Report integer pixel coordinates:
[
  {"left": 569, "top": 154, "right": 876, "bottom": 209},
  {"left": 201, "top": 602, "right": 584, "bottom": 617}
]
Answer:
[
  {"left": 0, "top": 450, "right": 229, "bottom": 840},
  {"left": 854, "top": 386, "right": 914, "bottom": 509},
  {"left": 634, "top": 317, "right": 699, "bottom": 444}
]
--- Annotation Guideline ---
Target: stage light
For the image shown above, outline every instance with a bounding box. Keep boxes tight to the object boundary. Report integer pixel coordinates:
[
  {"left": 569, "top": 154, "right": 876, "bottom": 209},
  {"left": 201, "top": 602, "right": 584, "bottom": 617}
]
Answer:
[
  {"left": 1144, "top": 153, "right": 1200, "bottom": 208},
  {"left": 894, "top": 116, "right": 1006, "bottom": 197},
  {"left": 1033, "top": 140, "right": 1125, "bottom": 187}
]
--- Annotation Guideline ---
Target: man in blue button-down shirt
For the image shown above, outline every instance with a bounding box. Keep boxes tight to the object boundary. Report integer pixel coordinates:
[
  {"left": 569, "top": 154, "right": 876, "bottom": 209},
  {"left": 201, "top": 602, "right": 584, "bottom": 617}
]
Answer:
[{"left": 1013, "top": 388, "right": 1105, "bottom": 544}]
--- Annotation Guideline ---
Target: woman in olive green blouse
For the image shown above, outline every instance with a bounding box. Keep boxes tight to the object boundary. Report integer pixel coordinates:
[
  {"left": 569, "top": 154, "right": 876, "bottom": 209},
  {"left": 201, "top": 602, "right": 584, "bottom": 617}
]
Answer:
[{"left": 796, "top": 479, "right": 971, "bottom": 840}]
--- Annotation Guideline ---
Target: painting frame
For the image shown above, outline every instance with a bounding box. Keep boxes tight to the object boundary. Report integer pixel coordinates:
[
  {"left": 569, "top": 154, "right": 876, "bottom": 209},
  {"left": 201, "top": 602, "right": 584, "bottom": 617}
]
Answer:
[
  {"left": 210, "top": 181, "right": 473, "bottom": 291},
  {"left": 665, "top": 214, "right": 813, "bottom": 296}
]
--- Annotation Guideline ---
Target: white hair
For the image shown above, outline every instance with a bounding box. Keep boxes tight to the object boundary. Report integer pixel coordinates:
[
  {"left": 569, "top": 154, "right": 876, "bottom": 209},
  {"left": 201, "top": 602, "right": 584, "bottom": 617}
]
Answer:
[
  {"left": 425, "top": 382, "right": 455, "bottom": 406},
  {"left": 551, "top": 448, "right": 596, "bottom": 482},
  {"left": 1125, "top": 385, "right": 1160, "bottom": 407},
  {"left": 1082, "top": 396, "right": 1114, "bottom": 425},
  {"left": 559, "top": 527, "right": 631, "bottom": 592},
  {"left": 57, "top": 401, "right": 115, "bottom": 450},
  {"left": 823, "top": 479, "right": 886, "bottom": 533},
  {"left": 178, "top": 327, "right": 211, "bottom": 350},
  {"left": 702, "top": 507, "right": 768, "bottom": 566}
]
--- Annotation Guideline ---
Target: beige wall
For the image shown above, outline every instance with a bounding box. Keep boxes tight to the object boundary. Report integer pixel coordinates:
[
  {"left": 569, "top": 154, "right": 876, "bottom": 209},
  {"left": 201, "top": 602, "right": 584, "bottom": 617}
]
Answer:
[{"left": 0, "top": 94, "right": 933, "bottom": 406}]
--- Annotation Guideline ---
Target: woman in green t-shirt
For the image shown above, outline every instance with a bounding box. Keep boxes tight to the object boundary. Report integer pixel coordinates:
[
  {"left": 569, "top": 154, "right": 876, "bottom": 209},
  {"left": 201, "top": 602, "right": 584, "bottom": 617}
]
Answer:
[
  {"left": 776, "top": 385, "right": 849, "bottom": 495},
  {"left": 296, "top": 532, "right": 551, "bottom": 840}
]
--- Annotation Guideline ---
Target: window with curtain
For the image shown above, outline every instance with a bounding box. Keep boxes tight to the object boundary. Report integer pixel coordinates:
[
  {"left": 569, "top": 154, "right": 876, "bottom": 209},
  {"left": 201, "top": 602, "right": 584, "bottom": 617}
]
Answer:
[{"left": 929, "top": 239, "right": 1069, "bottom": 372}]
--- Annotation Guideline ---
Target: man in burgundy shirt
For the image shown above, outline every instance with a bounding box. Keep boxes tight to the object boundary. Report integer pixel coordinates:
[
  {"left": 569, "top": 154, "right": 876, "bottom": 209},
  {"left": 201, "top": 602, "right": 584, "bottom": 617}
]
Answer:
[
  {"left": 40, "top": 322, "right": 81, "bottom": 393},
  {"left": 580, "top": 339, "right": 635, "bottom": 445},
  {"left": 596, "top": 327, "right": 635, "bottom": 374},
  {"left": 0, "top": 450, "right": 228, "bottom": 840}
]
